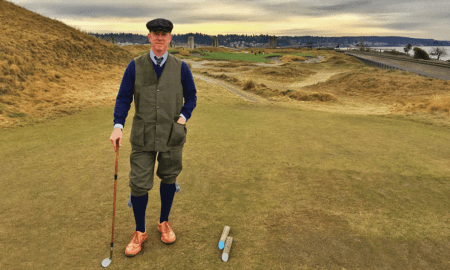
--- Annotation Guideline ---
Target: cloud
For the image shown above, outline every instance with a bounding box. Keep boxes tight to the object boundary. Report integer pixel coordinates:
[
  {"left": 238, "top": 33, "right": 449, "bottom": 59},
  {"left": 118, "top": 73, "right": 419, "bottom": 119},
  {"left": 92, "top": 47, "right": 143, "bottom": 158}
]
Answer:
[
  {"left": 6, "top": 0, "right": 450, "bottom": 40},
  {"left": 20, "top": 2, "right": 188, "bottom": 18},
  {"left": 380, "top": 22, "right": 427, "bottom": 31}
]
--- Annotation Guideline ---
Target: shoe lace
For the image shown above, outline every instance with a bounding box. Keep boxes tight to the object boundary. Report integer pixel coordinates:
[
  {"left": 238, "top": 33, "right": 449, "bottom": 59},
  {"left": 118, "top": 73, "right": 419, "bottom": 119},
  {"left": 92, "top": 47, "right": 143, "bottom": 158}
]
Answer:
[
  {"left": 161, "top": 222, "right": 171, "bottom": 233},
  {"left": 130, "top": 231, "right": 140, "bottom": 244}
]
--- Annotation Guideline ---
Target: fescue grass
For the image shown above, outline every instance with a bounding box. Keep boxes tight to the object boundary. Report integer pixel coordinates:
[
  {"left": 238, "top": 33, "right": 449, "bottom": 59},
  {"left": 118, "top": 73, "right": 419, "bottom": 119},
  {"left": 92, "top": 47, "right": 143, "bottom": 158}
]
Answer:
[
  {"left": 0, "top": 0, "right": 134, "bottom": 128},
  {"left": 1, "top": 78, "right": 450, "bottom": 269},
  {"left": 178, "top": 52, "right": 315, "bottom": 63}
]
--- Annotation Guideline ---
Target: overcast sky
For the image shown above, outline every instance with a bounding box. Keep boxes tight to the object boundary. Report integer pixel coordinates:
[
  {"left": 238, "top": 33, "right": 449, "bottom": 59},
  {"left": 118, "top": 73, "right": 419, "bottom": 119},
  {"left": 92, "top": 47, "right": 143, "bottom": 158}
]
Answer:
[{"left": 8, "top": 0, "right": 450, "bottom": 40}]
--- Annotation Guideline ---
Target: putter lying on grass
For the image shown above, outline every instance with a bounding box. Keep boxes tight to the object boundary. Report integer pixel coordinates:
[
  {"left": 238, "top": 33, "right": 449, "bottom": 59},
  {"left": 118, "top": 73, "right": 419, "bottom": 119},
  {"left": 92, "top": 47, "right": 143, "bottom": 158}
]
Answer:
[{"left": 101, "top": 141, "right": 119, "bottom": 268}]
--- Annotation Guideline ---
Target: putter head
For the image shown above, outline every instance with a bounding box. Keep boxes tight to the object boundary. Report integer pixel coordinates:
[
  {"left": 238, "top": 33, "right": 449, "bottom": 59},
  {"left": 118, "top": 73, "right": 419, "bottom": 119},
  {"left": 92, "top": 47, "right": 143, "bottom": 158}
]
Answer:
[{"left": 101, "top": 258, "right": 111, "bottom": 268}]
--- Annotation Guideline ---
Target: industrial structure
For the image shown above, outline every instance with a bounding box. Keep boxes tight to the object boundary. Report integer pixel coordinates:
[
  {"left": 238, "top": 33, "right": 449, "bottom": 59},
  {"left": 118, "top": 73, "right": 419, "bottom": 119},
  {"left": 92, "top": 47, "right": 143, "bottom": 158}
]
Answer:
[
  {"left": 268, "top": 36, "right": 277, "bottom": 48},
  {"left": 187, "top": 36, "right": 195, "bottom": 49},
  {"left": 212, "top": 36, "right": 219, "bottom": 47}
]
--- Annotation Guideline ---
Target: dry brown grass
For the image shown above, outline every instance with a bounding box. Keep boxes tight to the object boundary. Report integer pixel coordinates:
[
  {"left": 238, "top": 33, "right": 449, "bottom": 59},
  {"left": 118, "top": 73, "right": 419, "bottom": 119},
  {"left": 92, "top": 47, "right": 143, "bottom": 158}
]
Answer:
[
  {"left": 288, "top": 91, "right": 338, "bottom": 102},
  {"left": 190, "top": 49, "right": 450, "bottom": 120},
  {"left": 178, "top": 50, "right": 191, "bottom": 57},
  {"left": 240, "top": 78, "right": 337, "bottom": 102},
  {"left": 252, "top": 64, "right": 317, "bottom": 83},
  {"left": 280, "top": 55, "right": 306, "bottom": 63},
  {"left": 243, "top": 78, "right": 256, "bottom": 90},
  {"left": 196, "top": 46, "right": 237, "bottom": 53},
  {"left": 303, "top": 67, "right": 450, "bottom": 107},
  {"left": 203, "top": 61, "right": 257, "bottom": 68},
  {"left": 122, "top": 44, "right": 151, "bottom": 55},
  {"left": 0, "top": 0, "right": 135, "bottom": 128}
]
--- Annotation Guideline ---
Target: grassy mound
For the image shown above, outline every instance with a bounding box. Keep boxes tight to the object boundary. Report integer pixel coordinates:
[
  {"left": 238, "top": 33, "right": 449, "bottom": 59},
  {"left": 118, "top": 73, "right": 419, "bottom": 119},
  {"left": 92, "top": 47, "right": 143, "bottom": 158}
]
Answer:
[
  {"left": 301, "top": 67, "right": 450, "bottom": 115},
  {"left": 0, "top": 0, "right": 135, "bottom": 127}
]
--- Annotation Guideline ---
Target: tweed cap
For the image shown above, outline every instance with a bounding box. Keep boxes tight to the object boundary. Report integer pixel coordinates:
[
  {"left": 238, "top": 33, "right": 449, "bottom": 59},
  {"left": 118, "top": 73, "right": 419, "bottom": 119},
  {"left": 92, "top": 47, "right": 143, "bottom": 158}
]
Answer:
[{"left": 146, "top": 18, "right": 173, "bottom": 33}]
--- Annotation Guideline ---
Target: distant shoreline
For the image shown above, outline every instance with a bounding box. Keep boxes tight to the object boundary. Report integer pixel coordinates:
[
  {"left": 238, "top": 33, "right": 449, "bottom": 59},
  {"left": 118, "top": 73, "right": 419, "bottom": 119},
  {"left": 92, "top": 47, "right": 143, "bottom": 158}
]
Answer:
[{"left": 339, "top": 46, "right": 450, "bottom": 61}]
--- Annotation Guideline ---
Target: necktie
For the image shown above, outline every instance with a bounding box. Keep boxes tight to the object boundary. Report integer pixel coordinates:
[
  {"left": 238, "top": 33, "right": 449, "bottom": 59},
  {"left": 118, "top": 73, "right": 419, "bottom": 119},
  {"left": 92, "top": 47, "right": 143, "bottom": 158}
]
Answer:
[{"left": 154, "top": 56, "right": 163, "bottom": 66}]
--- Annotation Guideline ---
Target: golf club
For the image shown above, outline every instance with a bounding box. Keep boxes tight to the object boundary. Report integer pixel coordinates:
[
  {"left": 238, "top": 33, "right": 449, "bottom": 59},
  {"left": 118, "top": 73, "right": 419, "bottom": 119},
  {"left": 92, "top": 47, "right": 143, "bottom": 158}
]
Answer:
[{"left": 101, "top": 140, "right": 119, "bottom": 268}]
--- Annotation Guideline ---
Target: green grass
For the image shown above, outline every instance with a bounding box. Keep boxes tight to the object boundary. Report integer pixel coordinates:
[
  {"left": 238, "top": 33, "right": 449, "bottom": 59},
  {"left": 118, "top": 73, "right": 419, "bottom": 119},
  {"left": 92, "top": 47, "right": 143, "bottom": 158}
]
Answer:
[
  {"left": 146, "top": 50, "right": 317, "bottom": 62},
  {"left": 165, "top": 50, "right": 317, "bottom": 62},
  {"left": 1, "top": 79, "right": 450, "bottom": 269},
  {"left": 6, "top": 111, "right": 27, "bottom": 118}
]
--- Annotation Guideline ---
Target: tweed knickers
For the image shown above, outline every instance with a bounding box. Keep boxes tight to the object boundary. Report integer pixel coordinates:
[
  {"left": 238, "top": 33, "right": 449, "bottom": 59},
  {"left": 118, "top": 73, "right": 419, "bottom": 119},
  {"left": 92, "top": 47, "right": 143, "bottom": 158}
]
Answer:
[{"left": 129, "top": 148, "right": 183, "bottom": 196}]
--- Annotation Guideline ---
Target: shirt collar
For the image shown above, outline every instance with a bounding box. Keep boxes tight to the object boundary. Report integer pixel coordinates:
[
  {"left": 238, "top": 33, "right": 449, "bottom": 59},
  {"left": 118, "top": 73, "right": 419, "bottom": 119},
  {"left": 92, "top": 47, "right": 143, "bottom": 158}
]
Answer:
[{"left": 150, "top": 50, "right": 168, "bottom": 67}]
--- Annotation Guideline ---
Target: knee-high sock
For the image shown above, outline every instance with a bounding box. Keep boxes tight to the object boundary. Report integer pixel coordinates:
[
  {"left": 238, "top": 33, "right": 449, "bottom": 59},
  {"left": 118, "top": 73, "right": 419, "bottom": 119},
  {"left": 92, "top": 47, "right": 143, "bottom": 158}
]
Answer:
[
  {"left": 160, "top": 182, "right": 176, "bottom": 223},
  {"left": 131, "top": 193, "right": 148, "bottom": 233}
]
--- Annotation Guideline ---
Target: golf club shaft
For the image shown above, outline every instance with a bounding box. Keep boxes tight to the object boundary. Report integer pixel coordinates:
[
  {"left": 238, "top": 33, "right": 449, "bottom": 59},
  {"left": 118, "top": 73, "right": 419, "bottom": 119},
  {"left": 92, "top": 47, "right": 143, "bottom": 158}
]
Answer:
[{"left": 110, "top": 142, "right": 119, "bottom": 254}]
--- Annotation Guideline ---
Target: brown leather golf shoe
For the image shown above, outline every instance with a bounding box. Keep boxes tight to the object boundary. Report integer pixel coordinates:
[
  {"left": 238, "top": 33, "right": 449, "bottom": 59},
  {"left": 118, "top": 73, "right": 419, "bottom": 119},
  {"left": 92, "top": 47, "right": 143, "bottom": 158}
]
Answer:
[
  {"left": 158, "top": 221, "right": 176, "bottom": 244},
  {"left": 125, "top": 231, "right": 147, "bottom": 257}
]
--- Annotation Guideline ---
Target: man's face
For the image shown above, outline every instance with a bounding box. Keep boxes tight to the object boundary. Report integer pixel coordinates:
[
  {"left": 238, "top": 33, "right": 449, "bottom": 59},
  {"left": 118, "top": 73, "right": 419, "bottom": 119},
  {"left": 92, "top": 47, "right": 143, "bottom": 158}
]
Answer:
[{"left": 148, "top": 31, "right": 172, "bottom": 53}]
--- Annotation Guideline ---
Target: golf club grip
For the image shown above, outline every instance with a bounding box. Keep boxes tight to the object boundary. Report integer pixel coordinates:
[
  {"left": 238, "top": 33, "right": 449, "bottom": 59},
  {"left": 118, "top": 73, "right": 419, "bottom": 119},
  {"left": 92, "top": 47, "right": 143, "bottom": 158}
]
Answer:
[{"left": 114, "top": 146, "right": 119, "bottom": 175}]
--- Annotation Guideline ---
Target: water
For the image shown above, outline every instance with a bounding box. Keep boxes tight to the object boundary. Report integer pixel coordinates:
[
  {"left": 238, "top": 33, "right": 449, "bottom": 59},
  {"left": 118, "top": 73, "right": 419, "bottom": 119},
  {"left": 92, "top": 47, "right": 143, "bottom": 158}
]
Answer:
[{"left": 340, "top": 46, "right": 450, "bottom": 61}]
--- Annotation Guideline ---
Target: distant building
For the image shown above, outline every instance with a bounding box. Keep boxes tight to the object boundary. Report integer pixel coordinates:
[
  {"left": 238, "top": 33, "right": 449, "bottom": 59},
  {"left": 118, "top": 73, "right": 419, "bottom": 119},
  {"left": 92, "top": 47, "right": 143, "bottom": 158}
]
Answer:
[
  {"left": 268, "top": 36, "right": 277, "bottom": 48},
  {"left": 187, "top": 36, "right": 194, "bottom": 49},
  {"left": 212, "top": 36, "right": 219, "bottom": 47}
]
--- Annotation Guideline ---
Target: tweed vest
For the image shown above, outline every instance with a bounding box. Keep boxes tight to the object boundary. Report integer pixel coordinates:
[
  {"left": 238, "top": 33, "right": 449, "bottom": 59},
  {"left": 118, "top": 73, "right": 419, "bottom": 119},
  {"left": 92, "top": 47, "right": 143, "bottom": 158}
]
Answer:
[{"left": 130, "top": 53, "right": 186, "bottom": 152}]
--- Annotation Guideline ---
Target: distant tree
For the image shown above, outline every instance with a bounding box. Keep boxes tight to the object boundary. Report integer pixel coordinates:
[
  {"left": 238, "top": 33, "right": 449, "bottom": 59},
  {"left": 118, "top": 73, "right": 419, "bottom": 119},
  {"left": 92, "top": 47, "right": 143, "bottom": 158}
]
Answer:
[
  {"left": 107, "top": 36, "right": 116, "bottom": 44},
  {"left": 307, "top": 42, "right": 313, "bottom": 50},
  {"left": 429, "top": 47, "right": 448, "bottom": 60},
  {"left": 403, "top": 43, "right": 412, "bottom": 56},
  {"left": 413, "top": 47, "right": 430, "bottom": 60},
  {"left": 358, "top": 37, "right": 365, "bottom": 51}
]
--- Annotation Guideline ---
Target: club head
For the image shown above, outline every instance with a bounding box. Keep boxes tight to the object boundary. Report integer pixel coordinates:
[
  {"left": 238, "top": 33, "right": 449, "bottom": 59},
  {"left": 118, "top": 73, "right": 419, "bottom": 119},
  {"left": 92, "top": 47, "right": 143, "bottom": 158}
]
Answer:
[{"left": 101, "top": 258, "right": 111, "bottom": 268}]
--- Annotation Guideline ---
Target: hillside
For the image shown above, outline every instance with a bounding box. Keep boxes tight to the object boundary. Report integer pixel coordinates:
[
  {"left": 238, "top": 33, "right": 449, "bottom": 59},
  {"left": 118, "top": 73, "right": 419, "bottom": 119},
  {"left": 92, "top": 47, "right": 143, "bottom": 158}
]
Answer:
[{"left": 0, "top": 0, "right": 135, "bottom": 128}]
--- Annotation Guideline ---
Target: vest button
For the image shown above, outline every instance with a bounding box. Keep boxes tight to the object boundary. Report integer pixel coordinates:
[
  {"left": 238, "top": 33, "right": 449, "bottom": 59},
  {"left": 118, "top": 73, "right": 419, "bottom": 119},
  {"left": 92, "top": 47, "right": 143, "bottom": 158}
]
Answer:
[{"left": 157, "top": 89, "right": 160, "bottom": 92}]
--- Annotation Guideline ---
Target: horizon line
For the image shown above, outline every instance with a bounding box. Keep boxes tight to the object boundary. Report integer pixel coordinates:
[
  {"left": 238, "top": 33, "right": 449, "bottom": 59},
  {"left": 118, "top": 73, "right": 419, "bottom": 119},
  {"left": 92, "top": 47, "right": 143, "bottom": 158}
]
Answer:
[{"left": 85, "top": 32, "right": 450, "bottom": 42}]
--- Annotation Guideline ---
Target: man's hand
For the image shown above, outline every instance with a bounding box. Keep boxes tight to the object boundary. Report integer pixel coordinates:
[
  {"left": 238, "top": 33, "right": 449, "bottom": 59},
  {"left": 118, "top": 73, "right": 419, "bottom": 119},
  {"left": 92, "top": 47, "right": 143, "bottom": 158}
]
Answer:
[
  {"left": 110, "top": 128, "right": 122, "bottom": 152},
  {"left": 177, "top": 117, "right": 186, "bottom": 125}
]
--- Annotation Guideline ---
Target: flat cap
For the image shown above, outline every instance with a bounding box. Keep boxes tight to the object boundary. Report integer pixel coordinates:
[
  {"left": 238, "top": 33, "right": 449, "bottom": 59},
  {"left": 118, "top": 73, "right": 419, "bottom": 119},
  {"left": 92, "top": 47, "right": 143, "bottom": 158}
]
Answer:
[{"left": 146, "top": 18, "right": 173, "bottom": 33}]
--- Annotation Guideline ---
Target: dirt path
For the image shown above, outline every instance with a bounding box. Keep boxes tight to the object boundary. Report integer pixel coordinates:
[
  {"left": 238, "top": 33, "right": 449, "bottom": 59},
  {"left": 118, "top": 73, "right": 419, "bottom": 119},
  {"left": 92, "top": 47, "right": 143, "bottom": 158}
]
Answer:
[
  {"left": 185, "top": 58, "right": 335, "bottom": 102},
  {"left": 289, "top": 71, "right": 343, "bottom": 89}
]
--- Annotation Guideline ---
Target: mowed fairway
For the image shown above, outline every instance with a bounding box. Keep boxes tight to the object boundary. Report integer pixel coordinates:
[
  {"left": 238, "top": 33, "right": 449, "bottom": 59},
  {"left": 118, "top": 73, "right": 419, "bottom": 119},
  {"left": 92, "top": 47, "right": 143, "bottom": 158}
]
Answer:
[{"left": 1, "top": 78, "right": 450, "bottom": 269}]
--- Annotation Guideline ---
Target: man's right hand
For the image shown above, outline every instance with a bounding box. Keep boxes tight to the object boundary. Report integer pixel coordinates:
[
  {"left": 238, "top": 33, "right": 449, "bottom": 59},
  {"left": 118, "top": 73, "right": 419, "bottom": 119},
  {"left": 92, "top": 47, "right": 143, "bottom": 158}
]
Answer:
[{"left": 110, "top": 128, "right": 123, "bottom": 152}]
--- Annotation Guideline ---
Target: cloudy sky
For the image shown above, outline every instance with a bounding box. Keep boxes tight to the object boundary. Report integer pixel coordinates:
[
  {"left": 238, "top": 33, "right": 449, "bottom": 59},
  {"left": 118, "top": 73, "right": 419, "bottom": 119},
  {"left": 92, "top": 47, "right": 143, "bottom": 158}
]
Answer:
[{"left": 8, "top": 0, "right": 450, "bottom": 40}]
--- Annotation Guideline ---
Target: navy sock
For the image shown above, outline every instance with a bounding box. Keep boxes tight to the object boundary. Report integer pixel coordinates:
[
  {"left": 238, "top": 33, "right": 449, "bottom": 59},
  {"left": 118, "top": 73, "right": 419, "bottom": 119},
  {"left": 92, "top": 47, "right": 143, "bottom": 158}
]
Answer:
[
  {"left": 131, "top": 193, "right": 148, "bottom": 233},
  {"left": 160, "top": 182, "right": 176, "bottom": 223}
]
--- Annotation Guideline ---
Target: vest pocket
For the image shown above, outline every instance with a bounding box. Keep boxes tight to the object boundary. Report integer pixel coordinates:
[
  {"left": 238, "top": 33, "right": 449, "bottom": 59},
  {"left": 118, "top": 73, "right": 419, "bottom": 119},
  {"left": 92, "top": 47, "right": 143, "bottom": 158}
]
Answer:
[
  {"left": 167, "top": 123, "right": 187, "bottom": 147},
  {"left": 130, "top": 117, "right": 145, "bottom": 147}
]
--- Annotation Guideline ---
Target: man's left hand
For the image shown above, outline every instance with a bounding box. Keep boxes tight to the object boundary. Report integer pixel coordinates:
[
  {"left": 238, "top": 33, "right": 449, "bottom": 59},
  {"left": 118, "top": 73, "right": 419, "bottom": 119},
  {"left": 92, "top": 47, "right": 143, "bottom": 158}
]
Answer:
[{"left": 177, "top": 117, "right": 186, "bottom": 125}]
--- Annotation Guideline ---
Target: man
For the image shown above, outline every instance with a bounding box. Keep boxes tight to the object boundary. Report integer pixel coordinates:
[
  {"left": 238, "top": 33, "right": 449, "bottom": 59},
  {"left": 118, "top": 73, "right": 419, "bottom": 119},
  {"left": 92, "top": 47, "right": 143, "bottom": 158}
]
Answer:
[{"left": 109, "top": 18, "right": 197, "bottom": 257}]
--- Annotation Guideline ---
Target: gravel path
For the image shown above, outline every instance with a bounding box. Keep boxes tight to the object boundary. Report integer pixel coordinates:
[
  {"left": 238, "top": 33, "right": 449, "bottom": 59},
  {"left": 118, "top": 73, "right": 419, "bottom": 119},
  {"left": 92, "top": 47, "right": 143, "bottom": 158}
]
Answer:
[{"left": 346, "top": 53, "right": 450, "bottom": 81}]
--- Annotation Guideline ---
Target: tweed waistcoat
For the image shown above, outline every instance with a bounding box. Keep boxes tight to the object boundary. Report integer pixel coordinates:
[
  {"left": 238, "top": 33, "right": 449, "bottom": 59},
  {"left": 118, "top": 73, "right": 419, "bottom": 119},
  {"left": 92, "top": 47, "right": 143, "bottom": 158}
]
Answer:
[{"left": 130, "top": 53, "right": 186, "bottom": 152}]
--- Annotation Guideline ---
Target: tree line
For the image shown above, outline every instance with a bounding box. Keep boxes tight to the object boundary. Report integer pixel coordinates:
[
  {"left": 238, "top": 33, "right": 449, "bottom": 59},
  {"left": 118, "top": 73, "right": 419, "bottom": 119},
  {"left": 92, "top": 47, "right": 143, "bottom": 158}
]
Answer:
[{"left": 89, "top": 32, "right": 450, "bottom": 49}]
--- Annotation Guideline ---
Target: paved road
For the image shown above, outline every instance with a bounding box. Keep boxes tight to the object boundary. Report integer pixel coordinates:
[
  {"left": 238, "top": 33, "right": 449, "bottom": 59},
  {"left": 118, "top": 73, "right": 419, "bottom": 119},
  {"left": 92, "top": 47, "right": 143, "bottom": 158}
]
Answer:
[{"left": 346, "top": 52, "right": 450, "bottom": 81}]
